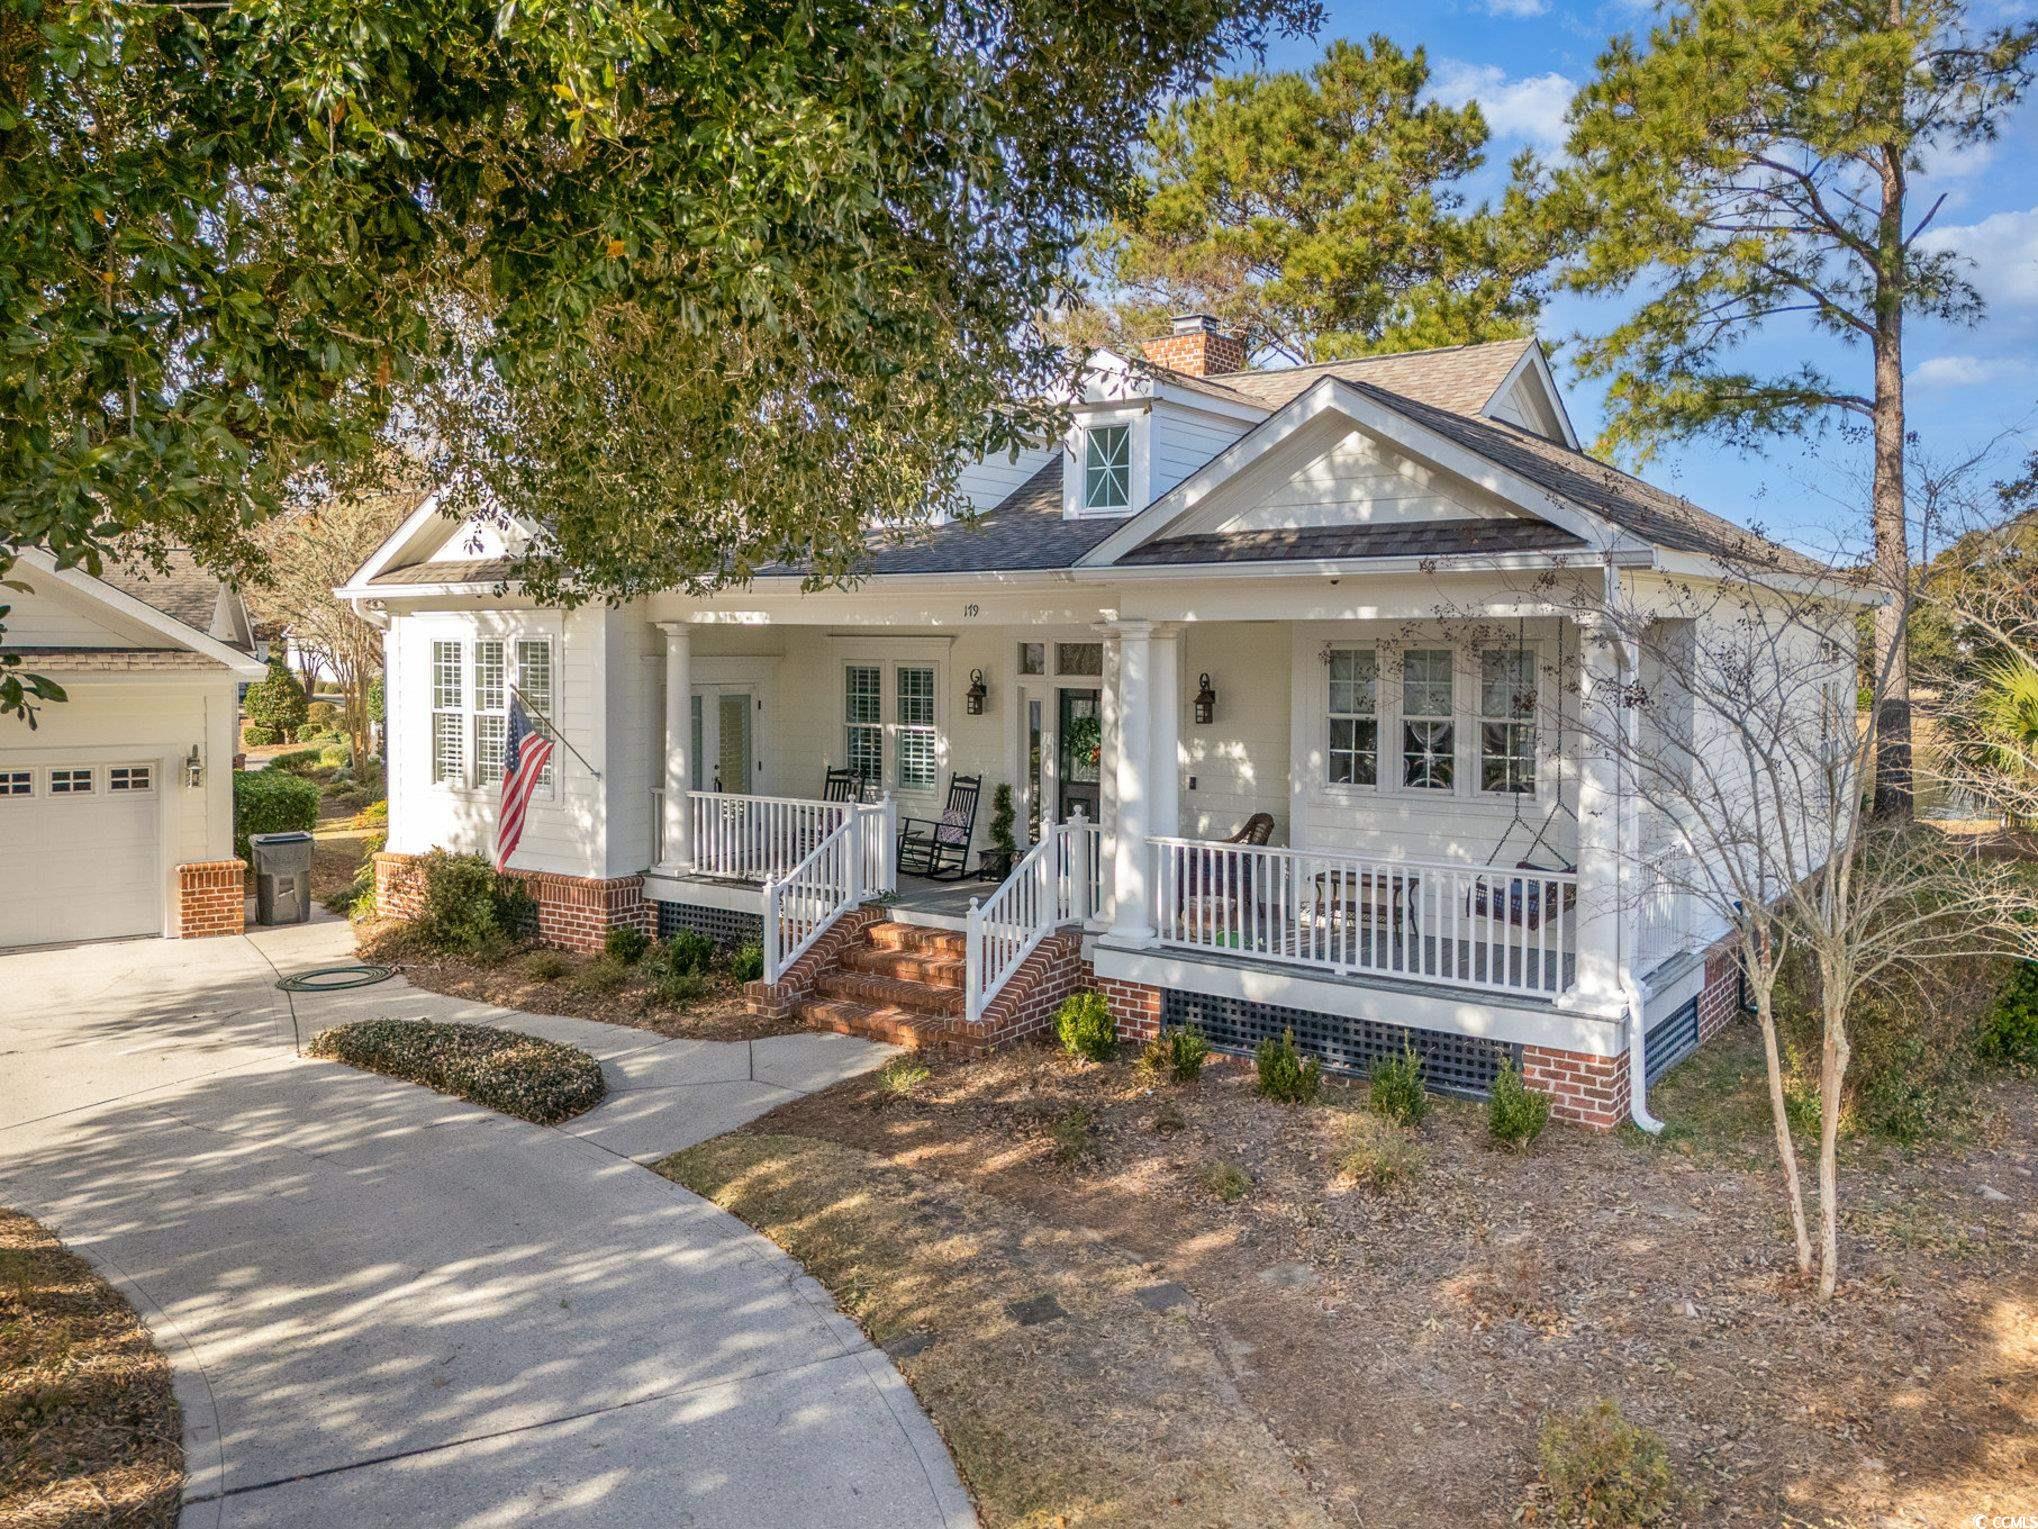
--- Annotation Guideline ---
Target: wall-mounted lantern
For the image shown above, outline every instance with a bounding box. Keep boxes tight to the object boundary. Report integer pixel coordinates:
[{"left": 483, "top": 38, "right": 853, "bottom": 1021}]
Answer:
[
  {"left": 185, "top": 744, "right": 205, "bottom": 788},
  {"left": 965, "top": 668, "right": 989, "bottom": 716},
  {"left": 1194, "top": 672, "right": 1217, "bottom": 726}
]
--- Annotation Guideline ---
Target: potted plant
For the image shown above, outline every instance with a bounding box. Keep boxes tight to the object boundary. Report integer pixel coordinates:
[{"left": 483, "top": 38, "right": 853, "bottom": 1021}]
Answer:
[{"left": 979, "top": 783, "right": 1017, "bottom": 879}]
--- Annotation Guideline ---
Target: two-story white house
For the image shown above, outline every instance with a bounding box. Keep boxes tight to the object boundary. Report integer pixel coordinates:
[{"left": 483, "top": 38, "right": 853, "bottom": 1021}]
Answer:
[{"left": 341, "top": 321, "right": 1859, "bottom": 1128}]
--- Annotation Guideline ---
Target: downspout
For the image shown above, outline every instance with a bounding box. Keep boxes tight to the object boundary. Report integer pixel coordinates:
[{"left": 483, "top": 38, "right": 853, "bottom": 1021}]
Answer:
[{"left": 1608, "top": 563, "right": 1664, "bottom": 1134}]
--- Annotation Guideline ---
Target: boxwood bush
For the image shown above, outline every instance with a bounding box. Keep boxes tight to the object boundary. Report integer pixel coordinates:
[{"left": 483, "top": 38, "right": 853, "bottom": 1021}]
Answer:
[
  {"left": 232, "top": 768, "right": 321, "bottom": 859},
  {"left": 416, "top": 850, "right": 535, "bottom": 953},
  {"left": 1055, "top": 991, "right": 1117, "bottom": 1063},
  {"left": 308, "top": 1020, "right": 605, "bottom": 1124}
]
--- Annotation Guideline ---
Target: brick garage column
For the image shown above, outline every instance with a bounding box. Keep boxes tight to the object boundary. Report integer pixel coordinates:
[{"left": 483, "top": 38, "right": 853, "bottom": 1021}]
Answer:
[
  {"left": 1521, "top": 1044, "right": 1630, "bottom": 1131},
  {"left": 177, "top": 859, "right": 245, "bottom": 938}
]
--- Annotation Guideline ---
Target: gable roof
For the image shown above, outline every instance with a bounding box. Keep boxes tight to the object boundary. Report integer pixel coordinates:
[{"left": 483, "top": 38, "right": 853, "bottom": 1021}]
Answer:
[
  {"left": 1214, "top": 338, "right": 1536, "bottom": 416},
  {"left": 98, "top": 550, "right": 251, "bottom": 646},
  {"left": 4, "top": 549, "right": 266, "bottom": 678}
]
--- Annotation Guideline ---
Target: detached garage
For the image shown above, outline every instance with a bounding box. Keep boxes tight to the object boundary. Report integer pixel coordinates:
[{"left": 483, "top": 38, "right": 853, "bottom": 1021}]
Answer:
[{"left": 0, "top": 550, "right": 266, "bottom": 949}]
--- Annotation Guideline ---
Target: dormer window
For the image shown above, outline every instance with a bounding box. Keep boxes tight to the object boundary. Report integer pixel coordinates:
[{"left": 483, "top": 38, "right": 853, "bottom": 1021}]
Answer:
[{"left": 1083, "top": 425, "right": 1132, "bottom": 511}]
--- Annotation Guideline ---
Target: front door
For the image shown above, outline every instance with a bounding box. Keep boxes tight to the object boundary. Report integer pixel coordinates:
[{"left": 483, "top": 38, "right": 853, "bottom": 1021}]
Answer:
[
  {"left": 691, "top": 687, "right": 757, "bottom": 794},
  {"left": 1056, "top": 688, "right": 1102, "bottom": 823}
]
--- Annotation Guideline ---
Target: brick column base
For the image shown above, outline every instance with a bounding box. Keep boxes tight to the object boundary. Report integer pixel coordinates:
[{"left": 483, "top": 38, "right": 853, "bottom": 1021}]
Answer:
[
  {"left": 1521, "top": 1045, "right": 1630, "bottom": 1131},
  {"left": 177, "top": 860, "right": 246, "bottom": 938},
  {"left": 372, "top": 851, "right": 651, "bottom": 954},
  {"left": 1099, "top": 977, "right": 1163, "bottom": 1046}
]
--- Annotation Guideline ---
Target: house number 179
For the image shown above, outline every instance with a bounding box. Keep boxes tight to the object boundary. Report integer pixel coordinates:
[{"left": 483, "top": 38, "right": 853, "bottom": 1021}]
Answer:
[{"left": 963, "top": 603, "right": 981, "bottom": 618}]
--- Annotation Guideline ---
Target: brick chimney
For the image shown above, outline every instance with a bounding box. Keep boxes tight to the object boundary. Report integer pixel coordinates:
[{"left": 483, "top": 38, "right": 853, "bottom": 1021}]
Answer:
[{"left": 1139, "top": 313, "right": 1246, "bottom": 378}]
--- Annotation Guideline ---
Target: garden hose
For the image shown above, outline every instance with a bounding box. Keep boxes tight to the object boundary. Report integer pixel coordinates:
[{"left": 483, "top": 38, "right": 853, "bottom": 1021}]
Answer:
[{"left": 276, "top": 963, "right": 396, "bottom": 993}]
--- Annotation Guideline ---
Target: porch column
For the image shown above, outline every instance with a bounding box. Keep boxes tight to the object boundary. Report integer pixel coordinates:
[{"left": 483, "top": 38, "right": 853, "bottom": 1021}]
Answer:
[
  {"left": 1568, "top": 611, "right": 1624, "bottom": 1017},
  {"left": 656, "top": 621, "right": 693, "bottom": 874},
  {"left": 1148, "top": 624, "right": 1182, "bottom": 842},
  {"left": 1108, "top": 619, "right": 1157, "bottom": 945}
]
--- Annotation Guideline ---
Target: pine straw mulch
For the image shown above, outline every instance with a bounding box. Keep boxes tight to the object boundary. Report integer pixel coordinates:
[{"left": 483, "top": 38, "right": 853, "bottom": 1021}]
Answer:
[
  {"left": 0, "top": 1210, "right": 181, "bottom": 1529},
  {"left": 670, "top": 1024, "right": 2038, "bottom": 1528},
  {"left": 355, "top": 920, "right": 802, "bottom": 1044}
]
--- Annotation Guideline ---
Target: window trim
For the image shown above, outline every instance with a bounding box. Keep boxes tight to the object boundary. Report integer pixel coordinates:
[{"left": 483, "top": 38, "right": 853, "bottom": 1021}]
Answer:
[
  {"left": 108, "top": 764, "right": 155, "bottom": 794},
  {"left": 1324, "top": 644, "right": 1380, "bottom": 789},
  {"left": 48, "top": 765, "right": 95, "bottom": 796},
  {"left": 1064, "top": 408, "right": 1149, "bottom": 521},
  {"left": 839, "top": 657, "right": 946, "bottom": 797},
  {"left": 425, "top": 631, "right": 558, "bottom": 797},
  {"left": 1082, "top": 423, "right": 1132, "bottom": 512}
]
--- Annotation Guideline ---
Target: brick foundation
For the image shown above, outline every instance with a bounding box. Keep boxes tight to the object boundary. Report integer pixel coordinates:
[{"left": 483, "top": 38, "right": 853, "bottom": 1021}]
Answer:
[
  {"left": 977, "top": 933, "right": 1093, "bottom": 1047},
  {"left": 373, "top": 851, "right": 651, "bottom": 954},
  {"left": 1696, "top": 939, "right": 1742, "bottom": 1043},
  {"left": 177, "top": 860, "right": 246, "bottom": 938},
  {"left": 1521, "top": 1044, "right": 1631, "bottom": 1131},
  {"left": 1099, "top": 977, "right": 1164, "bottom": 1046}
]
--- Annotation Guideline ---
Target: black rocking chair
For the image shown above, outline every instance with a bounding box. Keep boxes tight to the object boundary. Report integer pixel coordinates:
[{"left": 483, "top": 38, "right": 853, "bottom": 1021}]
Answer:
[
  {"left": 821, "top": 767, "right": 860, "bottom": 803},
  {"left": 896, "top": 773, "right": 982, "bottom": 881}
]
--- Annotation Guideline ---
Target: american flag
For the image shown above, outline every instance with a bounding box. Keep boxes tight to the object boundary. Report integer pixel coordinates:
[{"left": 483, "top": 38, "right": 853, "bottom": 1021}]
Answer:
[{"left": 496, "top": 695, "right": 556, "bottom": 871}]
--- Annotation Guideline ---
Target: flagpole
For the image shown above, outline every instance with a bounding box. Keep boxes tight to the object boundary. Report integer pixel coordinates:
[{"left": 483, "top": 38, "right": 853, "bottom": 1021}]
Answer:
[{"left": 510, "top": 683, "right": 602, "bottom": 780}]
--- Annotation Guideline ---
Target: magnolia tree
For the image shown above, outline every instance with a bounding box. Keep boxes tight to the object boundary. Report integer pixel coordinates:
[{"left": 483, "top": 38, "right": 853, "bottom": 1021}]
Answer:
[{"left": 1541, "top": 538, "right": 2036, "bottom": 1299}]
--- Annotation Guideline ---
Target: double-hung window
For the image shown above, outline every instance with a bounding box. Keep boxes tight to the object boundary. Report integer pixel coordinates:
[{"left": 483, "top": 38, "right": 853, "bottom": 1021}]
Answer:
[
  {"left": 1327, "top": 648, "right": 1378, "bottom": 786},
  {"left": 896, "top": 666, "right": 937, "bottom": 792},
  {"left": 1478, "top": 648, "right": 1537, "bottom": 795},
  {"left": 1083, "top": 425, "right": 1131, "bottom": 512},
  {"left": 1400, "top": 649, "right": 1455, "bottom": 790},
  {"left": 432, "top": 642, "right": 465, "bottom": 785},
  {"left": 473, "top": 640, "right": 508, "bottom": 783},
  {"left": 515, "top": 639, "right": 555, "bottom": 788},
  {"left": 844, "top": 666, "right": 883, "bottom": 787}
]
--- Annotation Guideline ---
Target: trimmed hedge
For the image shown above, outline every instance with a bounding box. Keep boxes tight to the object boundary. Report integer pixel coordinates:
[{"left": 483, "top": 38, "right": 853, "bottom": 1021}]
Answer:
[
  {"left": 415, "top": 850, "right": 535, "bottom": 953},
  {"left": 232, "top": 768, "right": 321, "bottom": 859},
  {"left": 308, "top": 1019, "right": 606, "bottom": 1124}
]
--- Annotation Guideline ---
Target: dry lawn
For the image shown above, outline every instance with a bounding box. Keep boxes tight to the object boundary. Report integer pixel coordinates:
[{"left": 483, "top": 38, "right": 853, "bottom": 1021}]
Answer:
[
  {"left": 356, "top": 921, "right": 800, "bottom": 1043},
  {"left": 0, "top": 1210, "right": 181, "bottom": 1528},
  {"left": 672, "top": 1025, "right": 2038, "bottom": 1527}
]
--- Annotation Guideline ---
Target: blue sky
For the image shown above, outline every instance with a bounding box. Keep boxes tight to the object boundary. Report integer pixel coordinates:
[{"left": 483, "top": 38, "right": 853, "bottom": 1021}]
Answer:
[{"left": 1243, "top": 2, "right": 2038, "bottom": 554}]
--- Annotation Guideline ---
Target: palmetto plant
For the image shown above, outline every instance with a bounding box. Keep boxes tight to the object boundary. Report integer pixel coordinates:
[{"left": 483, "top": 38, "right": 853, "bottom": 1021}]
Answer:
[{"left": 1970, "top": 660, "right": 2038, "bottom": 824}]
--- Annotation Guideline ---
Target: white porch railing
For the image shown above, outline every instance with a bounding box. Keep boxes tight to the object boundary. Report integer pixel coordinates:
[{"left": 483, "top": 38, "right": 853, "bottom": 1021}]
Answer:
[
  {"left": 693, "top": 792, "right": 848, "bottom": 882},
  {"left": 1151, "top": 838, "right": 1579, "bottom": 1000},
  {"left": 853, "top": 796, "right": 900, "bottom": 897},
  {"left": 1635, "top": 858, "right": 1694, "bottom": 975},
  {"left": 964, "top": 813, "right": 1102, "bottom": 1024},
  {"left": 763, "top": 813, "right": 862, "bottom": 983}
]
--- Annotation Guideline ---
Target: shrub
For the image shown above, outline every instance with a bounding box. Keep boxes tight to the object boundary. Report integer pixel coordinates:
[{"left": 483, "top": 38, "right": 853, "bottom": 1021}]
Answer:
[
  {"left": 1254, "top": 1028, "right": 1321, "bottom": 1104},
  {"left": 727, "top": 941, "right": 765, "bottom": 984},
  {"left": 270, "top": 745, "right": 326, "bottom": 775},
  {"left": 242, "top": 722, "right": 277, "bottom": 747},
  {"left": 653, "top": 929, "right": 715, "bottom": 979},
  {"left": 415, "top": 850, "right": 535, "bottom": 954},
  {"left": 1048, "top": 1105, "right": 1097, "bottom": 1165},
  {"left": 652, "top": 966, "right": 715, "bottom": 1006},
  {"left": 1367, "top": 1045, "right": 1428, "bottom": 1126},
  {"left": 1487, "top": 1058, "right": 1552, "bottom": 1151},
  {"left": 572, "top": 956, "right": 631, "bottom": 995},
  {"left": 873, "top": 1055, "right": 931, "bottom": 1104},
  {"left": 1335, "top": 1112, "right": 1425, "bottom": 1192},
  {"left": 1197, "top": 1160, "right": 1251, "bottom": 1202},
  {"left": 308, "top": 1020, "right": 605, "bottom": 1124},
  {"left": 322, "top": 831, "right": 385, "bottom": 917},
  {"left": 232, "top": 768, "right": 321, "bottom": 859},
  {"left": 306, "top": 700, "right": 339, "bottom": 731},
  {"left": 318, "top": 742, "right": 350, "bottom": 770},
  {"left": 367, "top": 674, "right": 385, "bottom": 723},
  {"left": 522, "top": 949, "right": 570, "bottom": 982},
  {"left": 1978, "top": 960, "right": 2038, "bottom": 1068},
  {"left": 353, "top": 799, "right": 389, "bottom": 829},
  {"left": 1138, "top": 1024, "right": 1211, "bottom": 1084},
  {"left": 604, "top": 924, "right": 650, "bottom": 964},
  {"left": 1055, "top": 991, "right": 1117, "bottom": 1063},
  {"left": 244, "top": 658, "right": 310, "bottom": 739},
  {"left": 1535, "top": 1399, "right": 1674, "bottom": 1528}
]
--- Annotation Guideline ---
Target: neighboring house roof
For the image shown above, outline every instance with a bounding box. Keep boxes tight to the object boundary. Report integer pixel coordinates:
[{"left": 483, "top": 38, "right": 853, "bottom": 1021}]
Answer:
[
  {"left": 97, "top": 550, "right": 256, "bottom": 651},
  {"left": 1214, "top": 338, "right": 1535, "bottom": 415},
  {"left": 1, "top": 646, "right": 235, "bottom": 673},
  {"left": 1116, "top": 518, "right": 1586, "bottom": 568},
  {"left": 369, "top": 557, "right": 521, "bottom": 588}
]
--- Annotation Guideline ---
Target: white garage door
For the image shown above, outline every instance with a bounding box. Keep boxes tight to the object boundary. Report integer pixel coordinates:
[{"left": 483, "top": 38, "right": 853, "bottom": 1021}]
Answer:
[{"left": 0, "top": 762, "right": 162, "bottom": 948}]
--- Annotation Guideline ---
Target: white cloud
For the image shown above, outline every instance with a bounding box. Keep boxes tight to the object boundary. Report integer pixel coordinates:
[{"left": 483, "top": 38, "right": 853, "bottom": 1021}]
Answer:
[
  {"left": 1909, "top": 354, "right": 2035, "bottom": 388},
  {"left": 1916, "top": 205, "right": 2038, "bottom": 311},
  {"left": 1428, "top": 61, "right": 1576, "bottom": 152},
  {"left": 1483, "top": 0, "right": 1549, "bottom": 14}
]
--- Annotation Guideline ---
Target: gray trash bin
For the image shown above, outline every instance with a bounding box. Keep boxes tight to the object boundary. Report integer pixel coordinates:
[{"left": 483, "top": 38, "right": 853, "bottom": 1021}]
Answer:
[{"left": 250, "top": 830, "right": 316, "bottom": 926}]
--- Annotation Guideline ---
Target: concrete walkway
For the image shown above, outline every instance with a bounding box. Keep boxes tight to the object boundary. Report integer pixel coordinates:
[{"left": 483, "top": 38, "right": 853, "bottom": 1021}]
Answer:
[{"left": 0, "top": 917, "right": 972, "bottom": 1528}]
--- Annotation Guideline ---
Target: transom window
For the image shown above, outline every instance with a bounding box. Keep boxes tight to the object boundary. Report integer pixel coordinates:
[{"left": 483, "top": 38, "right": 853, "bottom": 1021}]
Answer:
[
  {"left": 109, "top": 765, "right": 152, "bottom": 792},
  {"left": 844, "top": 666, "right": 883, "bottom": 786},
  {"left": 1400, "top": 649, "right": 1455, "bottom": 790},
  {"left": 0, "top": 770, "right": 31, "bottom": 797},
  {"left": 1054, "top": 641, "right": 1104, "bottom": 678},
  {"left": 1327, "top": 649, "right": 1379, "bottom": 787},
  {"left": 49, "top": 767, "right": 93, "bottom": 795},
  {"left": 1083, "top": 425, "right": 1131, "bottom": 511},
  {"left": 1479, "top": 649, "right": 1538, "bottom": 794},
  {"left": 1017, "top": 642, "right": 1045, "bottom": 676}
]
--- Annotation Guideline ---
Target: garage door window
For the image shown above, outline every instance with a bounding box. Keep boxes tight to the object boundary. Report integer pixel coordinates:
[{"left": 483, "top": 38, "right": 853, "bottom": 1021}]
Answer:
[
  {"left": 109, "top": 765, "right": 153, "bottom": 792},
  {"left": 49, "top": 767, "right": 93, "bottom": 795},
  {"left": 0, "top": 770, "right": 29, "bottom": 797}
]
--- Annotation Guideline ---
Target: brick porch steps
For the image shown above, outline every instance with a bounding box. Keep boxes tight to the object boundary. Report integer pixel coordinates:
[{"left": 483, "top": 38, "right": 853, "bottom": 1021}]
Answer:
[{"left": 796, "top": 921, "right": 989, "bottom": 1054}]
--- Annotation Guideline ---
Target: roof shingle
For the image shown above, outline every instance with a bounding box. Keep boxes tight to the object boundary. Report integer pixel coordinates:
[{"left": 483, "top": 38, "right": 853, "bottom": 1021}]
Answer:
[{"left": 1116, "top": 518, "right": 1586, "bottom": 567}]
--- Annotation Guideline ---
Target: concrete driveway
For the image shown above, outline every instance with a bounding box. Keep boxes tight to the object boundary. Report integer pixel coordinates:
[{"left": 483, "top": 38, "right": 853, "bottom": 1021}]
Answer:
[{"left": 0, "top": 917, "right": 973, "bottom": 1528}]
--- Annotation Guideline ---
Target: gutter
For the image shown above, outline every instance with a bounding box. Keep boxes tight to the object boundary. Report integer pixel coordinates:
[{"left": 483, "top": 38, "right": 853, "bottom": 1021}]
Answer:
[{"left": 1608, "top": 561, "right": 1664, "bottom": 1136}]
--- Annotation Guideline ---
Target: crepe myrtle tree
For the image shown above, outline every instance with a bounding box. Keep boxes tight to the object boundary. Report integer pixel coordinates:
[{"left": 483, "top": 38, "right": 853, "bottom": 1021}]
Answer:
[
  {"left": 0, "top": 0, "right": 1320, "bottom": 724},
  {"left": 1510, "top": 533, "right": 2034, "bottom": 1299}
]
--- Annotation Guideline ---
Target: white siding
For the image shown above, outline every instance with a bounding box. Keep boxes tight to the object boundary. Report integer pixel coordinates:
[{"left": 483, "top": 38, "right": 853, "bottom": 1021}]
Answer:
[
  {"left": 1151, "top": 404, "right": 1251, "bottom": 500},
  {"left": 1194, "top": 424, "right": 1514, "bottom": 535},
  {"left": 1179, "top": 623, "right": 1290, "bottom": 840},
  {"left": 4, "top": 575, "right": 165, "bottom": 648},
  {"left": 954, "top": 443, "right": 1056, "bottom": 514},
  {"left": 423, "top": 511, "right": 519, "bottom": 563},
  {"left": 1485, "top": 370, "right": 1568, "bottom": 444}
]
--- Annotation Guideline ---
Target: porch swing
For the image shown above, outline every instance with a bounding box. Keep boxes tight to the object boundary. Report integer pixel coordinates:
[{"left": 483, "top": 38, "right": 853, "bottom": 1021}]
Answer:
[{"left": 1465, "top": 616, "right": 1579, "bottom": 932}]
